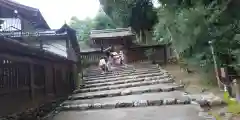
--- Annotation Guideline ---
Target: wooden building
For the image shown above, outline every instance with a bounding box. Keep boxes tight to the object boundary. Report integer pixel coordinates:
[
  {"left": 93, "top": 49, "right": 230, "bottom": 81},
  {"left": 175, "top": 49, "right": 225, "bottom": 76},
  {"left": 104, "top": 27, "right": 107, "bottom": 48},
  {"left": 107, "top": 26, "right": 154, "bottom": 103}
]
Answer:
[
  {"left": 0, "top": 0, "right": 80, "bottom": 116},
  {"left": 90, "top": 28, "right": 135, "bottom": 51},
  {"left": 88, "top": 27, "right": 173, "bottom": 64}
]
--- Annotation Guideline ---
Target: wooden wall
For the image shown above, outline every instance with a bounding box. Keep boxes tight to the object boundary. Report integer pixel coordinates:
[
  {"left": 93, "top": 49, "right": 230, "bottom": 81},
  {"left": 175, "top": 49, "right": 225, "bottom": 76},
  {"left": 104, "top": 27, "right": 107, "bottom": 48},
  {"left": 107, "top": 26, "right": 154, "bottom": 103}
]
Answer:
[{"left": 0, "top": 55, "right": 75, "bottom": 116}]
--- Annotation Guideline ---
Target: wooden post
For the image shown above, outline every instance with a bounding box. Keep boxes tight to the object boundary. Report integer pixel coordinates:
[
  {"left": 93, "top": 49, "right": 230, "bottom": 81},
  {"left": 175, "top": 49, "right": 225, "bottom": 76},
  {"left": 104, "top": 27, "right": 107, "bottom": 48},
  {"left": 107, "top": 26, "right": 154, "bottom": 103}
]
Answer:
[
  {"left": 44, "top": 65, "right": 47, "bottom": 95},
  {"left": 100, "top": 40, "right": 103, "bottom": 52},
  {"left": 220, "top": 67, "right": 232, "bottom": 96},
  {"left": 209, "top": 41, "right": 223, "bottom": 90},
  {"left": 163, "top": 45, "right": 168, "bottom": 65},
  {"left": 29, "top": 64, "right": 35, "bottom": 100},
  {"left": 233, "top": 79, "right": 240, "bottom": 102},
  {"left": 52, "top": 64, "right": 57, "bottom": 95},
  {"left": 72, "top": 63, "right": 78, "bottom": 90}
]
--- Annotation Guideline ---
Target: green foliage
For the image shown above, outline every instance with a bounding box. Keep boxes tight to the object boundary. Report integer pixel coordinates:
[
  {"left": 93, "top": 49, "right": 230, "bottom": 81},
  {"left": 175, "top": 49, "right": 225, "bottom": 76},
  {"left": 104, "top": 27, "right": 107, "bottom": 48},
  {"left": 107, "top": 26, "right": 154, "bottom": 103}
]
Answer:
[
  {"left": 94, "top": 11, "right": 117, "bottom": 30},
  {"left": 154, "top": 0, "right": 240, "bottom": 78},
  {"left": 227, "top": 103, "right": 240, "bottom": 115},
  {"left": 69, "top": 11, "right": 117, "bottom": 41},
  {"left": 69, "top": 17, "right": 94, "bottom": 41},
  {"left": 208, "top": 112, "right": 222, "bottom": 120}
]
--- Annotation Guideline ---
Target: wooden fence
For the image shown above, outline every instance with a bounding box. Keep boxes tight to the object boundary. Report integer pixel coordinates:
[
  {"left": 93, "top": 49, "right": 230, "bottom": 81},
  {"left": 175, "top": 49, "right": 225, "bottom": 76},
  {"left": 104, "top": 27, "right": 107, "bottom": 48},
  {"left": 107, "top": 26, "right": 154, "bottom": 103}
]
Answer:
[
  {"left": 81, "top": 51, "right": 105, "bottom": 66},
  {"left": 80, "top": 44, "right": 173, "bottom": 65},
  {"left": 127, "top": 45, "right": 169, "bottom": 64}
]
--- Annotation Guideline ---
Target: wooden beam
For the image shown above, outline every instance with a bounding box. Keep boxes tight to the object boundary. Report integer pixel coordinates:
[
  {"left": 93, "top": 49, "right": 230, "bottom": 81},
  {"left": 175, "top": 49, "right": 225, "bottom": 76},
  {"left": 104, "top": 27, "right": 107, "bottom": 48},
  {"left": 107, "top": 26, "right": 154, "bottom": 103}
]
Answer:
[{"left": 0, "top": 53, "right": 49, "bottom": 65}]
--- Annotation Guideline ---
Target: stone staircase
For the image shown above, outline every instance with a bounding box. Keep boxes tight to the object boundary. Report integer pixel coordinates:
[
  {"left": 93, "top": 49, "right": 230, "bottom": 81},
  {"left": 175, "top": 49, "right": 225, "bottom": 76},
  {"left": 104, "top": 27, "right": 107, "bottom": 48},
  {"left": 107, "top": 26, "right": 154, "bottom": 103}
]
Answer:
[{"left": 51, "top": 62, "right": 223, "bottom": 120}]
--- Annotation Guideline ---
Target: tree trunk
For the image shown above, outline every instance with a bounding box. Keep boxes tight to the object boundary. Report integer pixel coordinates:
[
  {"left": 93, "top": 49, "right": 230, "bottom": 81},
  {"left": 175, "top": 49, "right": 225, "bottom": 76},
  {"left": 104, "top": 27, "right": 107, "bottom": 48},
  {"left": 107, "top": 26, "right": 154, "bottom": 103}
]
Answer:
[
  {"left": 235, "top": 80, "right": 240, "bottom": 102},
  {"left": 135, "top": 33, "right": 140, "bottom": 42},
  {"left": 166, "top": 26, "right": 180, "bottom": 59},
  {"left": 140, "top": 30, "right": 143, "bottom": 43}
]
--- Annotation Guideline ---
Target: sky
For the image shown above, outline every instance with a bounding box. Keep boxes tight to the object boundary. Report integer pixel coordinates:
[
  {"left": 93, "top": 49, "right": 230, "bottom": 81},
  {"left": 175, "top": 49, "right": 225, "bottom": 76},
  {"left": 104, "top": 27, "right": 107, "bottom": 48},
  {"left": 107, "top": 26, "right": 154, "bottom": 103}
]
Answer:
[{"left": 16, "top": 0, "right": 100, "bottom": 29}]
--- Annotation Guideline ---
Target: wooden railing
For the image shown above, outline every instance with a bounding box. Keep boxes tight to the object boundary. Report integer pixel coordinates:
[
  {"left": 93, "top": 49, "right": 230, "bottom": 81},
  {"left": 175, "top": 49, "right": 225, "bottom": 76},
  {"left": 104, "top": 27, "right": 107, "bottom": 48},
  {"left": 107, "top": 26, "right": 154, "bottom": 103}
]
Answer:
[
  {"left": 79, "top": 44, "right": 172, "bottom": 66},
  {"left": 81, "top": 52, "right": 104, "bottom": 65}
]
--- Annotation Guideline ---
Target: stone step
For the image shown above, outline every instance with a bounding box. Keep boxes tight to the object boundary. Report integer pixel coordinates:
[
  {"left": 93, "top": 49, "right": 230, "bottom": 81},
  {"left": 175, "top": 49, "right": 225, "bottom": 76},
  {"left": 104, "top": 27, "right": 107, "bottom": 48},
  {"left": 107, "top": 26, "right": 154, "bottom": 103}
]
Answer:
[
  {"left": 60, "top": 92, "right": 191, "bottom": 111},
  {"left": 84, "top": 72, "right": 167, "bottom": 84},
  {"left": 75, "top": 78, "right": 174, "bottom": 93},
  {"left": 86, "top": 64, "right": 157, "bottom": 72},
  {"left": 85, "top": 67, "right": 160, "bottom": 77},
  {"left": 71, "top": 84, "right": 184, "bottom": 100},
  {"left": 52, "top": 105, "right": 206, "bottom": 120},
  {"left": 85, "top": 64, "right": 158, "bottom": 73},
  {"left": 85, "top": 67, "right": 134, "bottom": 74},
  {"left": 85, "top": 69, "right": 159, "bottom": 77},
  {"left": 83, "top": 74, "right": 171, "bottom": 88},
  {"left": 84, "top": 69, "right": 163, "bottom": 80},
  {"left": 63, "top": 91, "right": 189, "bottom": 106}
]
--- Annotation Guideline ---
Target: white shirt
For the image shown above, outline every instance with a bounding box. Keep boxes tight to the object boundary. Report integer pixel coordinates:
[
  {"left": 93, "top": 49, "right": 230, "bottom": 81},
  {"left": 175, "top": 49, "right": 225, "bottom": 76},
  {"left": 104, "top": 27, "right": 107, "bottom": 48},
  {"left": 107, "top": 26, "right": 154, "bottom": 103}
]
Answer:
[
  {"left": 119, "top": 51, "right": 124, "bottom": 60},
  {"left": 111, "top": 52, "right": 118, "bottom": 56},
  {"left": 99, "top": 59, "right": 106, "bottom": 66}
]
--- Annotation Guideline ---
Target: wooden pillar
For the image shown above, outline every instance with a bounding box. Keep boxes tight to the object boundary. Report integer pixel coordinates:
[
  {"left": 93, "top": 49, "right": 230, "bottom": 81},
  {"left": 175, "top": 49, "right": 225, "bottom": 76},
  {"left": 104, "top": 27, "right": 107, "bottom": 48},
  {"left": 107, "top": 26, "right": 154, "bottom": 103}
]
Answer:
[
  {"left": 29, "top": 63, "right": 35, "bottom": 100},
  {"left": 233, "top": 79, "right": 240, "bottom": 102},
  {"left": 220, "top": 67, "right": 232, "bottom": 97},
  {"left": 100, "top": 40, "right": 103, "bottom": 52},
  {"left": 163, "top": 45, "right": 168, "bottom": 65},
  {"left": 52, "top": 64, "right": 57, "bottom": 95},
  {"left": 44, "top": 64, "right": 54, "bottom": 96},
  {"left": 72, "top": 63, "right": 78, "bottom": 90},
  {"left": 44, "top": 65, "right": 48, "bottom": 95}
]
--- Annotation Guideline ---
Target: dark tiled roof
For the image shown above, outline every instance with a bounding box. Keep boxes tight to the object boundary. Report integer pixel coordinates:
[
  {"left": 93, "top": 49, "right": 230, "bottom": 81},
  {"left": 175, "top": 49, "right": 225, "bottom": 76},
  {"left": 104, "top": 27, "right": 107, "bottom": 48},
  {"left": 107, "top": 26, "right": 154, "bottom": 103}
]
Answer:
[
  {"left": 0, "top": 36, "right": 73, "bottom": 62},
  {"left": 0, "top": 0, "right": 50, "bottom": 29},
  {"left": 79, "top": 41, "right": 101, "bottom": 53},
  {"left": 90, "top": 28, "right": 134, "bottom": 38}
]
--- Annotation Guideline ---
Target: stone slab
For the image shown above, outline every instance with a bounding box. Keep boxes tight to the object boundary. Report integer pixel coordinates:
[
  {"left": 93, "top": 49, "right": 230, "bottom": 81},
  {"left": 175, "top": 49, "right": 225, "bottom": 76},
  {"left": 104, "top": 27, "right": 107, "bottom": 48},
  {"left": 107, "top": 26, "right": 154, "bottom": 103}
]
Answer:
[
  {"left": 52, "top": 105, "right": 206, "bottom": 120},
  {"left": 83, "top": 75, "right": 172, "bottom": 88},
  {"left": 84, "top": 72, "right": 165, "bottom": 83},
  {"left": 84, "top": 69, "right": 163, "bottom": 80},
  {"left": 64, "top": 91, "right": 189, "bottom": 105},
  {"left": 71, "top": 83, "right": 183, "bottom": 99}
]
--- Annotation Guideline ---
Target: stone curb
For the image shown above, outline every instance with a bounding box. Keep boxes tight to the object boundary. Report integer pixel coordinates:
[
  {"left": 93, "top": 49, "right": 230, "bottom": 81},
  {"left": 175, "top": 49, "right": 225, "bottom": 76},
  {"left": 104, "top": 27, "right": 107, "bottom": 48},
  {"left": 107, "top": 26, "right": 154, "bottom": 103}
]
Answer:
[
  {"left": 74, "top": 78, "right": 175, "bottom": 93},
  {"left": 83, "top": 75, "right": 172, "bottom": 88},
  {"left": 84, "top": 73, "right": 169, "bottom": 86},
  {"left": 194, "top": 99, "right": 226, "bottom": 107},
  {"left": 84, "top": 69, "right": 162, "bottom": 80},
  {"left": 70, "top": 85, "right": 184, "bottom": 100},
  {"left": 86, "top": 66, "right": 158, "bottom": 73},
  {"left": 184, "top": 93, "right": 226, "bottom": 107},
  {"left": 60, "top": 98, "right": 191, "bottom": 111}
]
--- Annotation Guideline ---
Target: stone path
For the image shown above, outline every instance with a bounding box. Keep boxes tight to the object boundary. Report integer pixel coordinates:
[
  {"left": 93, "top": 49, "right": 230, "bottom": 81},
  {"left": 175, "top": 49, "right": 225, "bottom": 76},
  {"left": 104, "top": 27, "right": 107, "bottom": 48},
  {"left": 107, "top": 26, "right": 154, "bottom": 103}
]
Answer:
[{"left": 50, "top": 62, "right": 223, "bottom": 120}]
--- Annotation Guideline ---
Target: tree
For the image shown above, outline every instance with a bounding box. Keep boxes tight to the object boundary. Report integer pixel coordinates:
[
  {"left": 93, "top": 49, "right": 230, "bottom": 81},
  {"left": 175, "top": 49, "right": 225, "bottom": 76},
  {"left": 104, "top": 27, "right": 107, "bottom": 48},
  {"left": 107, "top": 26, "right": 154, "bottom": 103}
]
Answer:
[
  {"left": 69, "top": 11, "right": 117, "bottom": 41},
  {"left": 94, "top": 11, "right": 117, "bottom": 30},
  {"left": 69, "top": 16, "right": 94, "bottom": 41},
  {"left": 100, "top": 0, "right": 158, "bottom": 44}
]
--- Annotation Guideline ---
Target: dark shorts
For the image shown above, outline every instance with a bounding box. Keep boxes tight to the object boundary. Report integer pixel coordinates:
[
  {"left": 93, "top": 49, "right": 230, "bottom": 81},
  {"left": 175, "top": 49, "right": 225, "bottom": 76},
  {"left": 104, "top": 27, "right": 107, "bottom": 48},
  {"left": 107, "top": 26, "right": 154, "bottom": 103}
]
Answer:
[
  {"left": 100, "top": 65, "right": 108, "bottom": 71},
  {"left": 120, "top": 59, "right": 123, "bottom": 65}
]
